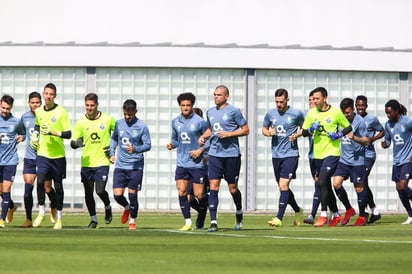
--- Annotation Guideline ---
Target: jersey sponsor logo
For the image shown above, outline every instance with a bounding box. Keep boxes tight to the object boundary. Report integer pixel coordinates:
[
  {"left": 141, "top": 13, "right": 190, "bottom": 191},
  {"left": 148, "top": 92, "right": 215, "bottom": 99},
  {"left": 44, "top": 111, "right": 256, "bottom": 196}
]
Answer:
[
  {"left": 0, "top": 132, "right": 10, "bottom": 144},
  {"left": 212, "top": 122, "right": 223, "bottom": 133},
  {"left": 121, "top": 137, "right": 131, "bottom": 148},
  {"left": 90, "top": 132, "right": 101, "bottom": 144},
  {"left": 180, "top": 132, "right": 191, "bottom": 144},
  {"left": 393, "top": 133, "right": 404, "bottom": 145}
]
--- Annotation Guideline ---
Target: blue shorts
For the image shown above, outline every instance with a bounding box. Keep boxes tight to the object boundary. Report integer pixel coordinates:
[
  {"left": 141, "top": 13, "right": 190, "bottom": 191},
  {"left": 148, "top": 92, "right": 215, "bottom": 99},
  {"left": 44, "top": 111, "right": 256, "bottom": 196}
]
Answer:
[
  {"left": 0, "top": 165, "right": 17, "bottom": 182},
  {"left": 81, "top": 166, "right": 110, "bottom": 184},
  {"left": 208, "top": 156, "right": 241, "bottom": 184},
  {"left": 175, "top": 166, "right": 204, "bottom": 183},
  {"left": 36, "top": 156, "right": 66, "bottom": 181},
  {"left": 188, "top": 166, "right": 209, "bottom": 195},
  {"left": 113, "top": 168, "right": 143, "bottom": 191},
  {"left": 333, "top": 162, "right": 367, "bottom": 184},
  {"left": 313, "top": 156, "right": 339, "bottom": 177},
  {"left": 23, "top": 158, "right": 37, "bottom": 175},
  {"left": 391, "top": 162, "right": 412, "bottom": 182},
  {"left": 364, "top": 158, "right": 375, "bottom": 176},
  {"left": 272, "top": 157, "right": 298, "bottom": 182}
]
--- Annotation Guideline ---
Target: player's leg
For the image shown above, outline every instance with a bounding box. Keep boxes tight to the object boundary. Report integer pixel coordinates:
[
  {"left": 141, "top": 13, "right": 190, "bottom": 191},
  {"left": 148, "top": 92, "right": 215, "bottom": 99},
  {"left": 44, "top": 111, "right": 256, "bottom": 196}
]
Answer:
[
  {"left": 113, "top": 168, "right": 130, "bottom": 224},
  {"left": 225, "top": 156, "right": 243, "bottom": 230},
  {"left": 94, "top": 166, "right": 112, "bottom": 224}
]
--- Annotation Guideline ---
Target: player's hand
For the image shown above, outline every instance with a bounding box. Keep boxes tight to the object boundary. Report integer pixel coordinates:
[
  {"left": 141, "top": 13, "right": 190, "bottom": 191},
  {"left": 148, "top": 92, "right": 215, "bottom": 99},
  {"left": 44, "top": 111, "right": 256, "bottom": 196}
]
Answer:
[
  {"left": 103, "top": 146, "right": 111, "bottom": 158},
  {"left": 70, "top": 137, "right": 84, "bottom": 149},
  {"left": 327, "top": 132, "right": 343, "bottom": 141},
  {"left": 308, "top": 121, "right": 321, "bottom": 134},
  {"left": 30, "top": 131, "right": 39, "bottom": 150}
]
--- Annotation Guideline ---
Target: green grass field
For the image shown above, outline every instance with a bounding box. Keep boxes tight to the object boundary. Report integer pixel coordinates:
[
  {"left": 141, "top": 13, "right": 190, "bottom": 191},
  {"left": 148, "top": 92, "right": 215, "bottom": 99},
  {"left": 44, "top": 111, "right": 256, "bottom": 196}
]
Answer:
[{"left": 1, "top": 212, "right": 412, "bottom": 274}]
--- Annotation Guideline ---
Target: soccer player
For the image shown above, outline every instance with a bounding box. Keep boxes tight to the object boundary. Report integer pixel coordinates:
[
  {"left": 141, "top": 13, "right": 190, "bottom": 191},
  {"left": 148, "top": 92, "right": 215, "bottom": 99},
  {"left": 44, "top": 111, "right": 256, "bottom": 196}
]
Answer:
[
  {"left": 189, "top": 107, "right": 210, "bottom": 229},
  {"left": 108, "top": 99, "right": 151, "bottom": 230},
  {"left": 31, "top": 83, "right": 72, "bottom": 229},
  {"left": 71, "top": 93, "right": 116, "bottom": 228},
  {"left": 355, "top": 95, "right": 384, "bottom": 224},
  {"left": 332, "top": 98, "right": 371, "bottom": 226},
  {"left": 303, "top": 91, "right": 321, "bottom": 224},
  {"left": 301, "top": 87, "right": 352, "bottom": 227},
  {"left": 198, "top": 85, "right": 249, "bottom": 232},
  {"left": 381, "top": 99, "right": 412, "bottom": 225},
  {"left": 0, "top": 95, "right": 25, "bottom": 228},
  {"left": 21, "top": 91, "right": 56, "bottom": 228},
  {"left": 166, "top": 93, "right": 209, "bottom": 231},
  {"left": 262, "top": 88, "right": 304, "bottom": 227}
]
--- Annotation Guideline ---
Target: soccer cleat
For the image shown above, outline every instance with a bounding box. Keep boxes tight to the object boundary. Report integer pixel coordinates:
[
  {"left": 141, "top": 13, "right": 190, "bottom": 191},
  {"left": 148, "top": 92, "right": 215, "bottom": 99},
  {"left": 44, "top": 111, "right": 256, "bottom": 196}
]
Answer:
[
  {"left": 178, "top": 224, "right": 193, "bottom": 231},
  {"left": 368, "top": 214, "right": 381, "bottom": 224},
  {"left": 401, "top": 216, "right": 412, "bottom": 225},
  {"left": 50, "top": 208, "right": 57, "bottom": 224},
  {"left": 268, "top": 217, "right": 282, "bottom": 227},
  {"left": 314, "top": 216, "right": 328, "bottom": 227},
  {"left": 53, "top": 219, "right": 62, "bottom": 230},
  {"left": 353, "top": 216, "right": 367, "bottom": 226},
  {"left": 294, "top": 208, "right": 304, "bottom": 226},
  {"left": 304, "top": 215, "right": 314, "bottom": 225},
  {"left": 0, "top": 219, "right": 5, "bottom": 228},
  {"left": 195, "top": 209, "right": 207, "bottom": 229},
  {"left": 235, "top": 212, "right": 243, "bottom": 230},
  {"left": 22, "top": 219, "right": 33, "bottom": 228},
  {"left": 121, "top": 209, "right": 130, "bottom": 224},
  {"left": 6, "top": 204, "right": 18, "bottom": 223},
  {"left": 207, "top": 223, "right": 218, "bottom": 232},
  {"left": 88, "top": 221, "right": 99, "bottom": 229},
  {"left": 32, "top": 214, "right": 45, "bottom": 227},
  {"left": 105, "top": 207, "right": 113, "bottom": 224},
  {"left": 128, "top": 223, "right": 136, "bottom": 230},
  {"left": 328, "top": 215, "right": 341, "bottom": 227},
  {"left": 341, "top": 208, "right": 356, "bottom": 225}
]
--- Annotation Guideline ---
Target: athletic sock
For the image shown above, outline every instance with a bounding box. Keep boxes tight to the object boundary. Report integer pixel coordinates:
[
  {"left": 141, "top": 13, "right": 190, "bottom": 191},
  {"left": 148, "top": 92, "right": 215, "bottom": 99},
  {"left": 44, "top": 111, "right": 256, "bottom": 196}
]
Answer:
[
  {"left": 231, "top": 189, "right": 242, "bottom": 211},
  {"left": 178, "top": 195, "right": 191, "bottom": 219},
  {"left": 287, "top": 189, "right": 300, "bottom": 212},
  {"left": 276, "top": 190, "right": 289, "bottom": 220},
  {"left": 1, "top": 192, "right": 11, "bottom": 220},
  {"left": 311, "top": 182, "right": 320, "bottom": 217},
  {"left": 24, "top": 183, "right": 34, "bottom": 220},
  {"left": 335, "top": 186, "right": 352, "bottom": 210},
  {"left": 208, "top": 190, "right": 219, "bottom": 221},
  {"left": 356, "top": 188, "right": 368, "bottom": 216}
]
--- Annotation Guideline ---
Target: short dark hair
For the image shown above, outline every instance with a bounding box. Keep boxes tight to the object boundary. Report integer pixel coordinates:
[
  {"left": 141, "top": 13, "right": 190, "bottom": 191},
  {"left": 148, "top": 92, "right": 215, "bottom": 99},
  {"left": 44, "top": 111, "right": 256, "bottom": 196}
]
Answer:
[
  {"left": 177, "top": 92, "right": 196, "bottom": 105},
  {"left": 85, "top": 92, "right": 98, "bottom": 103},
  {"left": 312, "top": 87, "right": 328, "bottom": 97},
  {"left": 355, "top": 95, "right": 367, "bottom": 103},
  {"left": 44, "top": 82, "right": 57, "bottom": 93},
  {"left": 274, "top": 88, "right": 289, "bottom": 98},
  {"left": 340, "top": 97, "right": 354, "bottom": 111},
  {"left": 123, "top": 99, "right": 137, "bottom": 112},
  {"left": 28, "top": 91, "right": 41, "bottom": 101},
  {"left": 1, "top": 94, "right": 14, "bottom": 106}
]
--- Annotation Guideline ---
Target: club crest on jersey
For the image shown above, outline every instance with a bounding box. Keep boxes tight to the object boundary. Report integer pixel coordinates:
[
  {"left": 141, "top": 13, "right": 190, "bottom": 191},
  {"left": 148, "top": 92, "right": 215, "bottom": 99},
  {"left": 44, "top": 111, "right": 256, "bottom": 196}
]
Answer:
[
  {"left": 131, "top": 129, "right": 138, "bottom": 137},
  {"left": 326, "top": 117, "right": 332, "bottom": 124},
  {"left": 99, "top": 124, "right": 105, "bottom": 130},
  {"left": 51, "top": 116, "right": 57, "bottom": 123},
  {"left": 8, "top": 124, "right": 15, "bottom": 132},
  {"left": 222, "top": 113, "right": 229, "bottom": 121}
]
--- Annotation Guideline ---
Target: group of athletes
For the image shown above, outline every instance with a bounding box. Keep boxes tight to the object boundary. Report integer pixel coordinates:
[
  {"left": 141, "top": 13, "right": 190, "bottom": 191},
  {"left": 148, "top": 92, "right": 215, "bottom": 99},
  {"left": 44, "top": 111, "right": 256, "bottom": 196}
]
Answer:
[{"left": 1, "top": 83, "right": 411, "bottom": 231}]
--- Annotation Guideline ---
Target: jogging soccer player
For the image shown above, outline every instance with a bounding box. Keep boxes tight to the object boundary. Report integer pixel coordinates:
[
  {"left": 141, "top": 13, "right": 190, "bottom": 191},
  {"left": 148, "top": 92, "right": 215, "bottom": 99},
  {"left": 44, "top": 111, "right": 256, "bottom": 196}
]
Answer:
[
  {"left": 0, "top": 95, "right": 25, "bottom": 228},
  {"left": 381, "top": 99, "right": 412, "bottom": 225},
  {"left": 21, "top": 91, "right": 56, "bottom": 228},
  {"left": 199, "top": 85, "right": 249, "bottom": 232},
  {"left": 108, "top": 99, "right": 151, "bottom": 230},
  {"left": 166, "top": 93, "right": 209, "bottom": 231},
  {"left": 355, "top": 95, "right": 384, "bottom": 224},
  {"left": 71, "top": 93, "right": 115, "bottom": 228},
  {"left": 32, "top": 83, "right": 71, "bottom": 229},
  {"left": 301, "top": 87, "right": 352, "bottom": 227},
  {"left": 332, "top": 98, "right": 371, "bottom": 226},
  {"left": 262, "top": 88, "right": 304, "bottom": 227}
]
